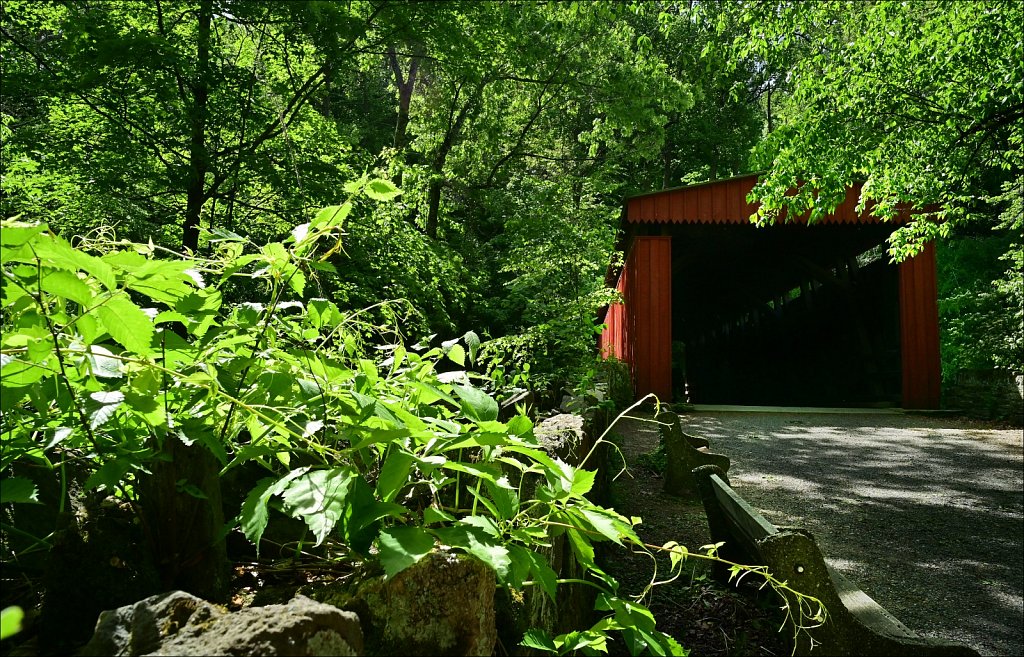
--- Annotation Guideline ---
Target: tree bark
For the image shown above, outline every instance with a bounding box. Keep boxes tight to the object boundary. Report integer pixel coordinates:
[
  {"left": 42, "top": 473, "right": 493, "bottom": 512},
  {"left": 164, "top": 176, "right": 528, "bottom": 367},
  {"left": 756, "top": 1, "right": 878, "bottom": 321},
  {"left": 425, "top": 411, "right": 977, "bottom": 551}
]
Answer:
[
  {"left": 388, "top": 48, "right": 420, "bottom": 153},
  {"left": 425, "top": 82, "right": 482, "bottom": 238},
  {"left": 147, "top": 0, "right": 229, "bottom": 602},
  {"left": 140, "top": 435, "right": 229, "bottom": 602},
  {"left": 182, "top": 0, "right": 212, "bottom": 252}
]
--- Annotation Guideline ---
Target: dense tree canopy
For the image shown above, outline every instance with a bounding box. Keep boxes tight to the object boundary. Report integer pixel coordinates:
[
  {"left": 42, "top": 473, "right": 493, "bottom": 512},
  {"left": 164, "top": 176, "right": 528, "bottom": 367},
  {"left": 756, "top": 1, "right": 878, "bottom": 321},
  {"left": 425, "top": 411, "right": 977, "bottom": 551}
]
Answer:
[
  {"left": 2, "top": 0, "right": 1020, "bottom": 388},
  {"left": 2, "top": 0, "right": 1021, "bottom": 653}
]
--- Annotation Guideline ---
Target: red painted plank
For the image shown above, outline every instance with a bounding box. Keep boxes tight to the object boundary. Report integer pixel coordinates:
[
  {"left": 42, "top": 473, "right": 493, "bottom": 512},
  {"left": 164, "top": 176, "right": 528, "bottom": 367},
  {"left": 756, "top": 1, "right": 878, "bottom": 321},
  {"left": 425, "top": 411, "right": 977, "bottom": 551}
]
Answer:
[
  {"left": 629, "top": 237, "right": 672, "bottom": 401},
  {"left": 899, "top": 244, "right": 941, "bottom": 408},
  {"left": 625, "top": 175, "right": 919, "bottom": 225}
]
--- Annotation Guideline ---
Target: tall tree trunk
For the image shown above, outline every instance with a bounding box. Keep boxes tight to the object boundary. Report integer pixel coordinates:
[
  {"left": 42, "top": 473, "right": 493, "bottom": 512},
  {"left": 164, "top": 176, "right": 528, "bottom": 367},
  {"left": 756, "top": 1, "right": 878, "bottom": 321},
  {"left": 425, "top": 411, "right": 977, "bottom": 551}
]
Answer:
[
  {"left": 425, "top": 82, "right": 482, "bottom": 238},
  {"left": 145, "top": 0, "right": 229, "bottom": 603},
  {"left": 425, "top": 176, "right": 443, "bottom": 239},
  {"left": 182, "top": 0, "right": 212, "bottom": 252},
  {"left": 388, "top": 48, "right": 420, "bottom": 153}
]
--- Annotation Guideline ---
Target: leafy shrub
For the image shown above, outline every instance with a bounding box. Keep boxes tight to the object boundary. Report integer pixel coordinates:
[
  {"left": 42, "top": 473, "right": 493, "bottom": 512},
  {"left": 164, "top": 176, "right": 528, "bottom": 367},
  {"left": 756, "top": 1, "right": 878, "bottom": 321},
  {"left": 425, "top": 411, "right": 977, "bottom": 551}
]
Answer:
[{"left": 1, "top": 184, "right": 824, "bottom": 655}]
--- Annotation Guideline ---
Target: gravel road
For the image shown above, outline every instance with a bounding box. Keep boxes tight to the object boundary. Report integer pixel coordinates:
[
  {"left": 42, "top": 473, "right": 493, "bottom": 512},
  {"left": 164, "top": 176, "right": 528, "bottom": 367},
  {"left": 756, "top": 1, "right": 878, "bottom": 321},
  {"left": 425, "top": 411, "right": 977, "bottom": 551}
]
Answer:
[{"left": 677, "top": 409, "right": 1023, "bottom": 657}]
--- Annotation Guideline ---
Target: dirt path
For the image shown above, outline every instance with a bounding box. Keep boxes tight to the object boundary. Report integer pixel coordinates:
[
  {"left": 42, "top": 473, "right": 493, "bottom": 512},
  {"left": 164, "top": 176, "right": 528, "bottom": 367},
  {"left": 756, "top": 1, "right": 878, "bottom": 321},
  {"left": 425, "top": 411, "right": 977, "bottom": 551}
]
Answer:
[{"left": 670, "top": 409, "right": 1024, "bottom": 657}]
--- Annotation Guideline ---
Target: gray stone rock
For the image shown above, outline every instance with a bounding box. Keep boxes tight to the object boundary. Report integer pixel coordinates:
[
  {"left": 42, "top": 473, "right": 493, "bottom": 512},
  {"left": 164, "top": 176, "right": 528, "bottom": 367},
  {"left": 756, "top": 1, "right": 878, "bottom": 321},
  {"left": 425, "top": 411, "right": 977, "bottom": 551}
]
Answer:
[
  {"left": 80, "top": 591, "right": 362, "bottom": 656},
  {"left": 534, "top": 413, "right": 586, "bottom": 462},
  {"left": 309, "top": 550, "right": 495, "bottom": 656}
]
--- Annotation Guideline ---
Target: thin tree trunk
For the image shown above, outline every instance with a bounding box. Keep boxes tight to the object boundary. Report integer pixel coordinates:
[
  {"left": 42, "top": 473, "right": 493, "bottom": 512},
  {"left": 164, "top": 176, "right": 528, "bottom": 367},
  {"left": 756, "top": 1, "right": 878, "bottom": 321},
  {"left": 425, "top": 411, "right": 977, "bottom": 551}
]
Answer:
[
  {"left": 388, "top": 48, "right": 420, "bottom": 153},
  {"left": 425, "top": 82, "right": 482, "bottom": 238},
  {"left": 145, "top": 0, "right": 229, "bottom": 603},
  {"left": 140, "top": 435, "right": 229, "bottom": 602},
  {"left": 183, "top": 0, "right": 212, "bottom": 252}
]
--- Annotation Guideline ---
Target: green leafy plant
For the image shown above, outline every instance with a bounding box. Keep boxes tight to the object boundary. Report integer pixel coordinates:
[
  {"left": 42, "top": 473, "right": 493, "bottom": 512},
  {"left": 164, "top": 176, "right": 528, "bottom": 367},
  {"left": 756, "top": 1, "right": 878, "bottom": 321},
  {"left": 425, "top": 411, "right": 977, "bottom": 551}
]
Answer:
[{"left": 2, "top": 184, "right": 825, "bottom": 655}]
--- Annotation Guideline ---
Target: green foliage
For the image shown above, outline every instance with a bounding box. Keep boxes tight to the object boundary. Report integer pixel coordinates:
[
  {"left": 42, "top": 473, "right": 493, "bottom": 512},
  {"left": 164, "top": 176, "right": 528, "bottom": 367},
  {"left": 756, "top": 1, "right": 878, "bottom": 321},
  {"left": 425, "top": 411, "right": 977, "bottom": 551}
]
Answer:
[
  {"left": 2, "top": 198, "right": 828, "bottom": 654},
  {"left": 0, "top": 606, "right": 23, "bottom": 641},
  {"left": 729, "top": 1, "right": 1023, "bottom": 257},
  {"left": 937, "top": 176, "right": 1024, "bottom": 376}
]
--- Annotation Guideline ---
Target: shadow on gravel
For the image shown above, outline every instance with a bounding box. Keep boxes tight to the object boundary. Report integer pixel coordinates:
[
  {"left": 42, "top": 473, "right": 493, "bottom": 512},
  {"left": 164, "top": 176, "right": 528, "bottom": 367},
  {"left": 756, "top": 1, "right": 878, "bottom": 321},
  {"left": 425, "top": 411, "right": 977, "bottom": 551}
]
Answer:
[{"left": 680, "top": 412, "right": 1023, "bottom": 657}]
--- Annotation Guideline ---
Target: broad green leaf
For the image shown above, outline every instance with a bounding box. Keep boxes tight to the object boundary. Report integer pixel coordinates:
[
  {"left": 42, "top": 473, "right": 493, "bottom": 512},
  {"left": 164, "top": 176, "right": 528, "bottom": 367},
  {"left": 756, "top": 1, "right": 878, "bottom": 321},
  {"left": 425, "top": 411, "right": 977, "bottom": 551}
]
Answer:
[
  {"left": 179, "top": 424, "right": 228, "bottom": 466},
  {"left": 239, "top": 468, "right": 311, "bottom": 553},
  {"left": 83, "top": 457, "right": 135, "bottom": 492},
  {"left": 507, "top": 414, "right": 534, "bottom": 438},
  {"left": 453, "top": 385, "right": 498, "bottom": 422},
  {"left": 443, "top": 432, "right": 509, "bottom": 450},
  {"left": 503, "top": 445, "right": 566, "bottom": 481},
  {"left": 95, "top": 293, "right": 154, "bottom": 355},
  {"left": 0, "top": 221, "right": 46, "bottom": 247},
  {"left": 462, "top": 330, "right": 480, "bottom": 365},
  {"left": 378, "top": 526, "right": 435, "bottom": 578},
  {"left": 364, "top": 179, "right": 402, "bottom": 201},
  {"left": 340, "top": 476, "right": 390, "bottom": 555},
  {"left": 240, "top": 478, "right": 276, "bottom": 552},
  {"left": 349, "top": 427, "right": 411, "bottom": 451},
  {"left": 30, "top": 235, "right": 116, "bottom": 290},
  {"left": 423, "top": 506, "right": 455, "bottom": 525},
  {"left": 446, "top": 344, "right": 466, "bottom": 366},
  {"left": 520, "top": 629, "right": 557, "bottom": 653},
  {"left": 376, "top": 449, "right": 414, "bottom": 503},
  {"left": 284, "top": 264, "right": 305, "bottom": 297},
  {"left": 311, "top": 203, "right": 351, "bottom": 231},
  {"left": 565, "top": 527, "right": 596, "bottom": 568},
  {"left": 525, "top": 549, "right": 559, "bottom": 604},
  {"left": 484, "top": 478, "right": 519, "bottom": 519},
  {"left": 221, "top": 444, "right": 277, "bottom": 474},
  {"left": 308, "top": 261, "right": 337, "bottom": 273},
  {"left": 460, "top": 514, "right": 500, "bottom": 538},
  {"left": 39, "top": 270, "right": 92, "bottom": 306},
  {"left": 577, "top": 507, "right": 625, "bottom": 545},
  {"left": 465, "top": 488, "right": 500, "bottom": 519},
  {"left": 1, "top": 606, "right": 24, "bottom": 641},
  {"left": 571, "top": 469, "right": 596, "bottom": 497},
  {"left": 409, "top": 381, "right": 458, "bottom": 406},
  {"left": 86, "top": 345, "right": 124, "bottom": 379},
  {"left": 0, "top": 477, "right": 39, "bottom": 504},
  {"left": 87, "top": 390, "right": 124, "bottom": 429},
  {"left": 281, "top": 467, "right": 354, "bottom": 545},
  {"left": 207, "top": 227, "right": 245, "bottom": 242},
  {"left": 388, "top": 345, "right": 406, "bottom": 377},
  {"left": 441, "top": 461, "right": 502, "bottom": 482},
  {"left": 0, "top": 356, "right": 49, "bottom": 386},
  {"left": 432, "top": 524, "right": 510, "bottom": 581}
]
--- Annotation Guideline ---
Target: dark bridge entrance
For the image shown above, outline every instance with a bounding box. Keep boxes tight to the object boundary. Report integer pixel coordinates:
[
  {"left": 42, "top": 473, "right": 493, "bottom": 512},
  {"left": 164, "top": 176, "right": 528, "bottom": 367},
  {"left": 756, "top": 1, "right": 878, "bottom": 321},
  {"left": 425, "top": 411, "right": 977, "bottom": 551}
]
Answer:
[{"left": 600, "top": 174, "right": 940, "bottom": 409}]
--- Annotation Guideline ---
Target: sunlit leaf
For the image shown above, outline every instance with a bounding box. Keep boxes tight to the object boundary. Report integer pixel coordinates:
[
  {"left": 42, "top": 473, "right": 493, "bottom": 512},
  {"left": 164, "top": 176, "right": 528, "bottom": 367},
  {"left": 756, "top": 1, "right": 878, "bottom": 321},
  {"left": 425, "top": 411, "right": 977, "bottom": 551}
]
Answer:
[
  {"left": 364, "top": 179, "right": 402, "bottom": 201},
  {"left": 87, "top": 390, "right": 124, "bottom": 429},
  {"left": 432, "top": 524, "right": 510, "bottom": 580},
  {"left": 520, "top": 629, "right": 557, "bottom": 652},
  {"left": 453, "top": 385, "right": 498, "bottom": 422},
  {"left": 376, "top": 449, "right": 415, "bottom": 503},
  {"left": 1, "top": 606, "right": 24, "bottom": 641},
  {"left": 378, "top": 526, "right": 435, "bottom": 578},
  {"left": 39, "top": 270, "right": 92, "bottom": 306},
  {"left": 95, "top": 293, "right": 154, "bottom": 355},
  {"left": 281, "top": 467, "right": 354, "bottom": 545}
]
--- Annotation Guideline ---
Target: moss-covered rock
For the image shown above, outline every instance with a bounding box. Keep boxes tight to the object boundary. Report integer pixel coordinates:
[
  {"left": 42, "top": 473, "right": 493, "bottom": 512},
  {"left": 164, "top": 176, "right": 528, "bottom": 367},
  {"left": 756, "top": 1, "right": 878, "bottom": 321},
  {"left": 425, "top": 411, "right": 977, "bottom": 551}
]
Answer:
[{"left": 308, "top": 550, "right": 496, "bottom": 656}]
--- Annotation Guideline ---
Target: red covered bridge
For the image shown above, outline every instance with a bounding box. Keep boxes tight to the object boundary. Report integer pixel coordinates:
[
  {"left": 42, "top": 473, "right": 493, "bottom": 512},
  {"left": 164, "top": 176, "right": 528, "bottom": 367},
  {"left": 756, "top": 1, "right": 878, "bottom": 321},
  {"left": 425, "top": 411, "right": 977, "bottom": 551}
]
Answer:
[{"left": 599, "top": 174, "right": 941, "bottom": 409}]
